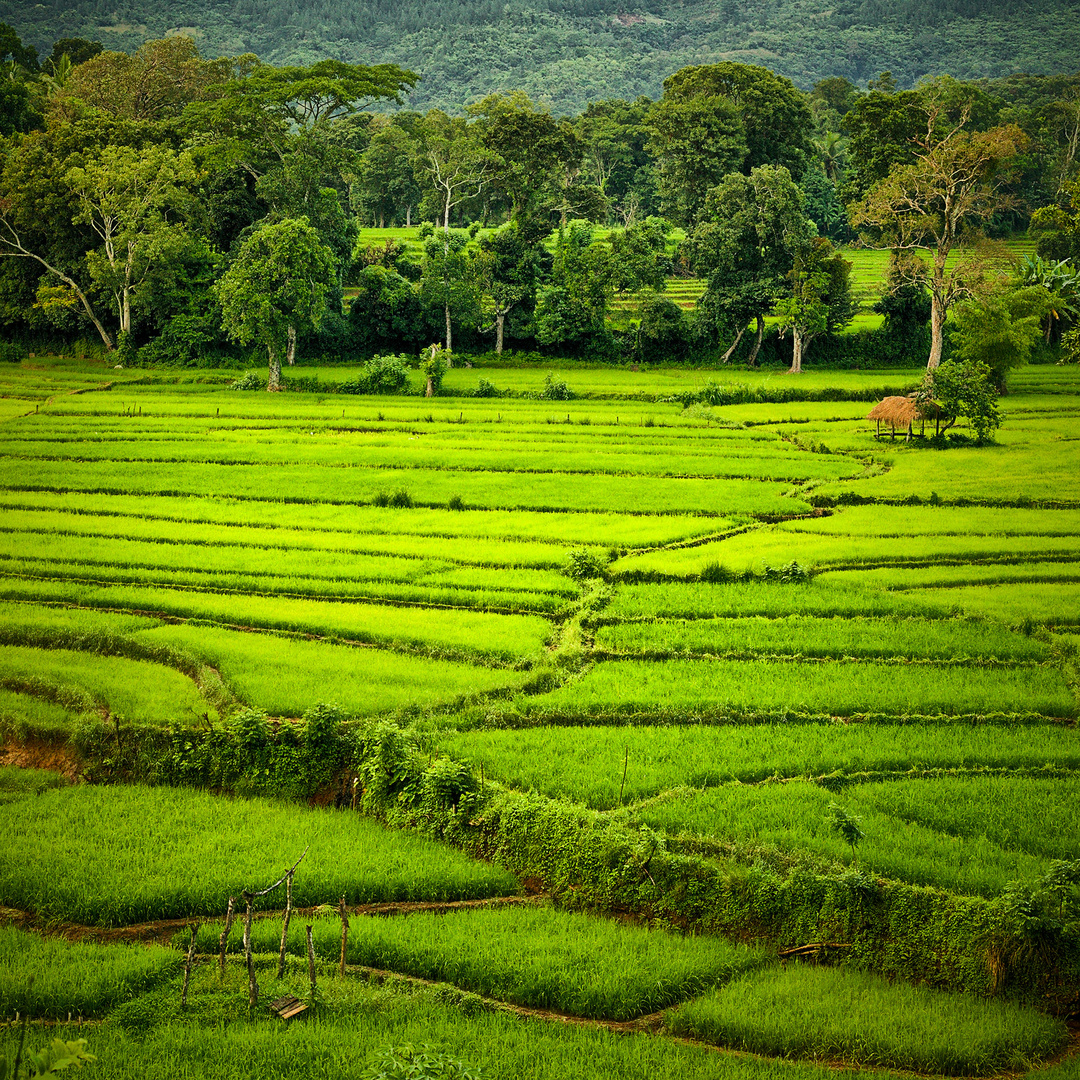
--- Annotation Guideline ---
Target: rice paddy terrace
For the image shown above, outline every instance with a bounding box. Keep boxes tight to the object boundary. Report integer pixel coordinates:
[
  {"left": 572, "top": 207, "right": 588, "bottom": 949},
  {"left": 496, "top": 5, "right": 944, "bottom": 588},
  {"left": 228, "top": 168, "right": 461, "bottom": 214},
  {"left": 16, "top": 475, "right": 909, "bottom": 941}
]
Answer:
[{"left": 1, "top": 353, "right": 1078, "bottom": 1079}]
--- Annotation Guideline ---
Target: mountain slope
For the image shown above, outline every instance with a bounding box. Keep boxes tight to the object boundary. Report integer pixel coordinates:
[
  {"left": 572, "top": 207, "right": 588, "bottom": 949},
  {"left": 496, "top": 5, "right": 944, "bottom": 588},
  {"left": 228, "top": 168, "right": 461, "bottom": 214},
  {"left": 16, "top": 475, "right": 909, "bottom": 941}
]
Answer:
[{"left": 3, "top": 0, "right": 1080, "bottom": 112}]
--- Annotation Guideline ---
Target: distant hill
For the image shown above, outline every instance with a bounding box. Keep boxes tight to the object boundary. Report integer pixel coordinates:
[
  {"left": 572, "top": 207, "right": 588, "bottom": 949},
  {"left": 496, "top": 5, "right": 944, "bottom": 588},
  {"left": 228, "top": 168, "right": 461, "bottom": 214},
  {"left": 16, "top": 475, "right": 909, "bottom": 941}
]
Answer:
[{"left": 4, "top": 0, "right": 1080, "bottom": 113}]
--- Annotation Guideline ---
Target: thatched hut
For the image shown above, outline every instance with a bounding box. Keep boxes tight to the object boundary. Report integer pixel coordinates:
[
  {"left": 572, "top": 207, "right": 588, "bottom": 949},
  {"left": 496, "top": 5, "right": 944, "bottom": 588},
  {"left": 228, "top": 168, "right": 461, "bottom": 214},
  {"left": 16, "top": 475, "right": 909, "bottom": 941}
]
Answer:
[{"left": 867, "top": 395, "right": 921, "bottom": 440}]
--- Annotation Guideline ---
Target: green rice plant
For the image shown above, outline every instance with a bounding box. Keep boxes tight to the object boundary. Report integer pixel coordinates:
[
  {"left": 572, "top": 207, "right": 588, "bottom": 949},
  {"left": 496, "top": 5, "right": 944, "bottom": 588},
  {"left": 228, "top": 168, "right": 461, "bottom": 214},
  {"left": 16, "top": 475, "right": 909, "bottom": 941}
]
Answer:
[
  {"left": 0, "top": 987, "right": 891, "bottom": 1080},
  {"left": 613, "top": 529, "right": 1080, "bottom": 579},
  {"left": 0, "top": 491, "right": 736, "bottom": 548},
  {"left": 0, "top": 926, "right": 181, "bottom": 1018},
  {"left": 0, "top": 592, "right": 550, "bottom": 664},
  {"left": 666, "top": 964, "right": 1066, "bottom": 1075},
  {"left": 594, "top": 615, "right": 1049, "bottom": 662},
  {"left": 910, "top": 582, "right": 1080, "bottom": 627},
  {"left": 203, "top": 906, "right": 763, "bottom": 1021},
  {"left": 0, "top": 764, "right": 68, "bottom": 803},
  {"left": 636, "top": 781, "right": 1070, "bottom": 895},
  {"left": 0, "top": 563, "right": 569, "bottom": 617},
  {"left": 0, "top": 784, "right": 518, "bottom": 925},
  {"left": 0, "top": 644, "right": 211, "bottom": 724},
  {"left": 438, "top": 723, "right": 1080, "bottom": 809},
  {"left": 0, "top": 686, "right": 85, "bottom": 741},
  {"left": 523, "top": 658, "right": 1076, "bottom": 721},
  {"left": 601, "top": 581, "right": 931, "bottom": 621},
  {"left": 850, "top": 776, "right": 1080, "bottom": 861},
  {"left": 0, "top": 529, "right": 576, "bottom": 599},
  {"left": 130, "top": 625, "right": 524, "bottom": 716},
  {"left": 819, "top": 561, "right": 1080, "bottom": 593},
  {"left": 0, "top": 457, "right": 811, "bottom": 516},
  {"left": 779, "top": 504, "right": 1080, "bottom": 538},
  {"left": 0, "top": 505, "right": 599, "bottom": 571}
]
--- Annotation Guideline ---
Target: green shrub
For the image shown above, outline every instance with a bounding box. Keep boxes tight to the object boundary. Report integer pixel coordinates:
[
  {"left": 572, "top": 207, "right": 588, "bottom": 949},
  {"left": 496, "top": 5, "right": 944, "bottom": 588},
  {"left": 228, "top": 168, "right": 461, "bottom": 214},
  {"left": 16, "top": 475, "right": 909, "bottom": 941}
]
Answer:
[
  {"left": 362, "top": 1044, "right": 490, "bottom": 1080},
  {"left": 540, "top": 372, "right": 574, "bottom": 401}
]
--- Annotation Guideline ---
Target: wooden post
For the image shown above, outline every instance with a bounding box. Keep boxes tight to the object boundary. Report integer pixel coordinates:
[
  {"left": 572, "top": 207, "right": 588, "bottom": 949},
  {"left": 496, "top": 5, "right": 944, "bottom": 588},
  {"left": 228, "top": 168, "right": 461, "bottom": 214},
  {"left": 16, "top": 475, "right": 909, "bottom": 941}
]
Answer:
[
  {"left": 181, "top": 924, "right": 198, "bottom": 1009},
  {"left": 619, "top": 746, "right": 629, "bottom": 805},
  {"left": 219, "top": 897, "right": 236, "bottom": 979},
  {"left": 277, "top": 870, "right": 294, "bottom": 979},
  {"left": 242, "top": 890, "right": 258, "bottom": 1010},
  {"left": 306, "top": 925, "right": 317, "bottom": 1002},
  {"left": 338, "top": 897, "right": 349, "bottom": 978}
]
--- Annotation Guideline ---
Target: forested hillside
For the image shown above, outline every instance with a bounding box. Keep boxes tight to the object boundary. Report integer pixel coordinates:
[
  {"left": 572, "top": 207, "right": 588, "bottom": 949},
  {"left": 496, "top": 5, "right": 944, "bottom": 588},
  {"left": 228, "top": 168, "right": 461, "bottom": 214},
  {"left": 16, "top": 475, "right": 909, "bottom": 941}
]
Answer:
[{"left": 3, "top": 0, "right": 1080, "bottom": 111}]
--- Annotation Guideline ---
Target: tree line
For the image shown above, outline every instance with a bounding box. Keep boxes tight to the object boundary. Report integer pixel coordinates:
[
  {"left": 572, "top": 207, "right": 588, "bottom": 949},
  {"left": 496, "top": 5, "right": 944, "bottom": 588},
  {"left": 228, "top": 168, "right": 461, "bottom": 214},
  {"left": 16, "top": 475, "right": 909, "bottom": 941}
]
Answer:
[{"left": 1, "top": 26, "right": 1078, "bottom": 401}]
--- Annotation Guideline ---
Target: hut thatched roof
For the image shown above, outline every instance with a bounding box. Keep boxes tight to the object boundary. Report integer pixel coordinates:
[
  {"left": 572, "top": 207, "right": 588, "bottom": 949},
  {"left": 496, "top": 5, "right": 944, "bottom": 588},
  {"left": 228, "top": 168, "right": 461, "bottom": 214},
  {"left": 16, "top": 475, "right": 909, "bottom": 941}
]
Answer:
[{"left": 867, "top": 396, "right": 920, "bottom": 426}]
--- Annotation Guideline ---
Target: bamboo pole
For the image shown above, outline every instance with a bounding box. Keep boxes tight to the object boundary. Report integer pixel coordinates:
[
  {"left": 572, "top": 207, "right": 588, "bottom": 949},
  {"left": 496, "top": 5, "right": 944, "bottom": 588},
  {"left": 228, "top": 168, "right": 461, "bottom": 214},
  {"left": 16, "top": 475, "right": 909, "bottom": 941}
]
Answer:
[
  {"left": 338, "top": 897, "right": 349, "bottom": 978},
  {"left": 277, "top": 870, "right": 294, "bottom": 979},
  {"left": 181, "top": 925, "right": 198, "bottom": 1009},
  {"left": 218, "top": 897, "right": 236, "bottom": 979},
  {"left": 306, "top": 925, "right": 317, "bottom": 1002}
]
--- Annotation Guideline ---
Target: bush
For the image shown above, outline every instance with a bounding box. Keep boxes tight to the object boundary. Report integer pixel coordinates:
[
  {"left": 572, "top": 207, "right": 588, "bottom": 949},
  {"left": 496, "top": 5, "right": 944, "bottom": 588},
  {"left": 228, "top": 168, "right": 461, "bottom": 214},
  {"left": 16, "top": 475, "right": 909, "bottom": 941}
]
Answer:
[
  {"left": 566, "top": 548, "right": 606, "bottom": 581},
  {"left": 471, "top": 377, "right": 500, "bottom": 398},
  {"left": 540, "top": 372, "right": 574, "bottom": 400},
  {"left": 229, "top": 371, "right": 262, "bottom": 390},
  {"left": 372, "top": 488, "right": 413, "bottom": 508},
  {"left": 0, "top": 341, "right": 28, "bottom": 363},
  {"left": 362, "top": 1044, "right": 489, "bottom": 1080},
  {"left": 338, "top": 354, "right": 411, "bottom": 395}
]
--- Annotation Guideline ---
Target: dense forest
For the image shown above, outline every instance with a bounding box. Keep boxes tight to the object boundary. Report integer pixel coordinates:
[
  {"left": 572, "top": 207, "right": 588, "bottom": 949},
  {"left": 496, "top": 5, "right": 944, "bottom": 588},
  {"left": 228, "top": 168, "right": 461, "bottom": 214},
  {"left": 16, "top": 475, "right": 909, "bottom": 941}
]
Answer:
[
  {"left": 1, "top": 24, "right": 1079, "bottom": 414},
  {"left": 2, "top": 0, "right": 1080, "bottom": 112}
]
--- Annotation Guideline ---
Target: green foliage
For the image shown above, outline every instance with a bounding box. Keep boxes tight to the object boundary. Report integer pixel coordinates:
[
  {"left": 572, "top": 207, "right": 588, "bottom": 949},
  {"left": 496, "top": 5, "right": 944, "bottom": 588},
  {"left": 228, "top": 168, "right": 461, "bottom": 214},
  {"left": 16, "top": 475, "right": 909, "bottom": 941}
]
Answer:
[
  {"left": 565, "top": 547, "right": 607, "bottom": 582},
  {"left": 362, "top": 1044, "right": 489, "bottom": 1080},
  {"left": 539, "top": 372, "right": 574, "bottom": 400},
  {"left": 949, "top": 286, "right": 1051, "bottom": 388},
  {"left": 920, "top": 358, "right": 1002, "bottom": 441},
  {"left": 216, "top": 218, "right": 336, "bottom": 389},
  {"left": 826, "top": 802, "right": 865, "bottom": 862},
  {"left": 339, "top": 354, "right": 412, "bottom": 394},
  {"left": 2, "top": 1037, "right": 95, "bottom": 1079}
]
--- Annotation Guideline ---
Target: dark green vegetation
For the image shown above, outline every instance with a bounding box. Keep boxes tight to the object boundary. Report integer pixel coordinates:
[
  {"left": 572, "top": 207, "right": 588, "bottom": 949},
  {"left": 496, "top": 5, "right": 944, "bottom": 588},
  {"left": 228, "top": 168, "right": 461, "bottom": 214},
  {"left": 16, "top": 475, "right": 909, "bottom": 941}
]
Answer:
[
  {"left": 1, "top": 24, "right": 1078, "bottom": 388},
  {"left": 4, "top": 0, "right": 1080, "bottom": 112}
]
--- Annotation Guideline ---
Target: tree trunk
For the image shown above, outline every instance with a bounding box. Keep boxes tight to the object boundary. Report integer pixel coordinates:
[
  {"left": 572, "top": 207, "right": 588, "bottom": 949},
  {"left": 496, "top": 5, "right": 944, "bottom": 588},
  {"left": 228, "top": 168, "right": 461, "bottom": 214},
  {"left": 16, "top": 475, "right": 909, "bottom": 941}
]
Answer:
[
  {"left": 928, "top": 252, "right": 947, "bottom": 370},
  {"left": 789, "top": 330, "right": 803, "bottom": 373},
  {"left": 286, "top": 325, "right": 296, "bottom": 366},
  {"left": 444, "top": 299, "right": 452, "bottom": 356},
  {"left": 721, "top": 325, "right": 746, "bottom": 363},
  {"left": 406, "top": 206, "right": 412, "bottom": 227},
  {"left": 268, "top": 343, "right": 282, "bottom": 392},
  {"left": 496, "top": 311, "right": 505, "bottom": 354},
  {"left": 747, "top": 314, "right": 765, "bottom": 366}
]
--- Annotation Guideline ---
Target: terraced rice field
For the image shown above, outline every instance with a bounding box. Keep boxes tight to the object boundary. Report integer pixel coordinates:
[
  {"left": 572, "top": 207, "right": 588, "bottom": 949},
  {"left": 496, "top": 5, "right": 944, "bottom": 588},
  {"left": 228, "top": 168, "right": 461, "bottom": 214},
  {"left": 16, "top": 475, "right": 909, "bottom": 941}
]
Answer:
[{"left": 1, "top": 352, "right": 1078, "bottom": 1079}]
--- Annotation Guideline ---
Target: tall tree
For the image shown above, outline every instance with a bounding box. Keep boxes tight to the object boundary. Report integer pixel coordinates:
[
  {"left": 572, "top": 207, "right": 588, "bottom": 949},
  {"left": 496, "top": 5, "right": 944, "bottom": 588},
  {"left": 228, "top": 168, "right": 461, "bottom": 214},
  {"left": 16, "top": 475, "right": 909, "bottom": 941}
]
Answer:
[
  {"left": 649, "top": 62, "right": 814, "bottom": 223},
  {"left": 217, "top": 218, "right": 335, "bottom": 391},
  {"left": 851, "top": 79, "right": 1028, "bottom": 369},
  {"left": 415, "top": 111, "right": 493, "bottom": 232},
  {"left": 686, "top": 165, "right": 814, "bottom": 364},
  {"left": 471, "top": 92, "right": 581, "bottom": 236},
  {"left": 65, "top": 144, "right": 197, "bottom": 340},
  {"left": 774, "top": 237, "right": 854, "bottom": 372}
]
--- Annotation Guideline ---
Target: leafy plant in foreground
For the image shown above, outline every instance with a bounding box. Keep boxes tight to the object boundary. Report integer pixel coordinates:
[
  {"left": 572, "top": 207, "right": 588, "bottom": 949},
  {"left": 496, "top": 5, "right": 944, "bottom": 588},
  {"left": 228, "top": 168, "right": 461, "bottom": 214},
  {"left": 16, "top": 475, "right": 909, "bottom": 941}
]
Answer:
[{"left": 362, "top": 1043, "right": 489, "bottom": 1080}]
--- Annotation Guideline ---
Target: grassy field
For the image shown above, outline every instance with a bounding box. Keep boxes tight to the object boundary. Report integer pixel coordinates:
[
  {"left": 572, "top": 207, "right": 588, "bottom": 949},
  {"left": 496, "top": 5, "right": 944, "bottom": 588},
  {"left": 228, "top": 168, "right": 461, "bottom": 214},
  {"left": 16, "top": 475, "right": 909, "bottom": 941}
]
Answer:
[{"left": 1, "top": 351, "right": 1078, "bottom": 1077}]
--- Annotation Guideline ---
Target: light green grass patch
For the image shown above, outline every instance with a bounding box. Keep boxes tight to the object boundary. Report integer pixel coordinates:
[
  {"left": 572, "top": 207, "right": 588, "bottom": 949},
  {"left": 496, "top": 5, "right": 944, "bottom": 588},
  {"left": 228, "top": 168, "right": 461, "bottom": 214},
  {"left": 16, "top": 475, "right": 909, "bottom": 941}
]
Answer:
[
  {"left": 131, "top": 624, "right": 524, "bottom": 716},
  {"left": 667, "top": 964, "right": 1066, "bottom": 1075},
  {"left": 524, "top": 658, "right": 1075, "bottom": 720},
  {"left": 0, "top": 925, "right": 181, "bottom": 1018},
  {"left": 0, "top": 644, "right": 209, "bottom": 724},
  {"left": 0, "top": 784, "right": 519, "bottom": 924}
]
